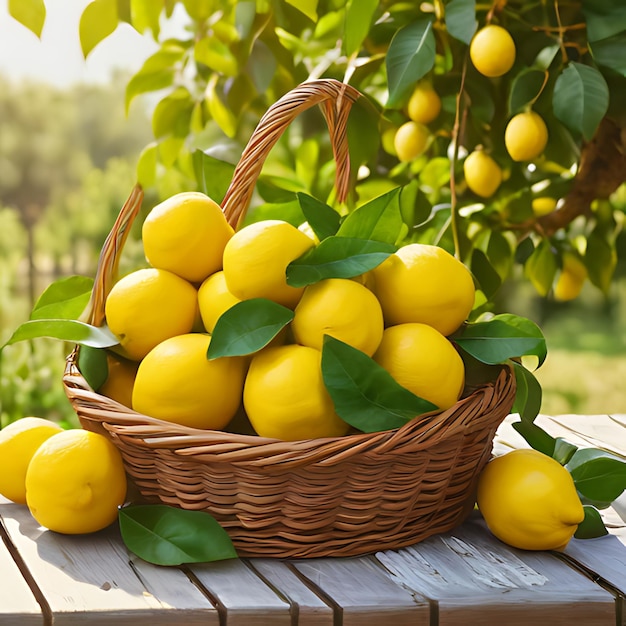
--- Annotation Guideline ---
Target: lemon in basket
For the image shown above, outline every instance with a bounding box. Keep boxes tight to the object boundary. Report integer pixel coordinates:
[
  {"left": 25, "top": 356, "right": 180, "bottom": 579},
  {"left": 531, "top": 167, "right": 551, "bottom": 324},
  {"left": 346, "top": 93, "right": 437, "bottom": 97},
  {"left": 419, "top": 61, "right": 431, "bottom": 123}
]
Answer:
[
  {"left": 198, "top": 270, "right": 242, "bottom": 333},
  {"left": 244, "top": 344, "right": 350, "bottom": 441},
  {"left": 132, "top": 333, "right": 247, "bottom": 430},
  {"left": 292, "top": 278, "right": 384, "bottom": 356},
  {"left": 97, "top": 352, "right": 139, "bottom": 408},
  {"left": 142, "top": 191, "right": 234, "bottom": 283},
  {"left": 222, "top": 220, "right": 315, "bottom": 308},
  {"left": 25, "top": 428, "right": 127, "bottom": 534},
  {"left": 0, "top": 417, "right": 64, "bottom": 504},
  {"left": 105, "top": 268, "right": 198, "bottom": 361},
  {"left": 374, "top": 323, "right": 465, "bottom": 410},
  {"left": 477, "top": 448, "right": 585, "bottom": 551},
  {"left": 372, "top": 243, "right": 475, "bottom": 336}
]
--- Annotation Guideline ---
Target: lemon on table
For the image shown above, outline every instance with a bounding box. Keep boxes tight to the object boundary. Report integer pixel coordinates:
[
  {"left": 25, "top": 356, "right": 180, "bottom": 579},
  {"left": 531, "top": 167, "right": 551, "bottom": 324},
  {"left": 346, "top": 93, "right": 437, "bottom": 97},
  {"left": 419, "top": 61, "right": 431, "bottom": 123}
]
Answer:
[
  {"left": 477, "top": 448, "right": 585, "bottom": 551},
  {"left": 505, "top": 111, "right": 548, "bottom": 162},
  {"left": 142, "top": 191, "right": 234, "bottom": 283},
  {"left": 371, "top": 243, "right": 475, "bottom": 336},
  {"left": 132, "top": 333, "right": 247, "bottom": 430},
  {"left": 407, "top": 83, "right": 441, "bottom": 124},
  {"left": 470, "top": 25, "right": 516, "bottom": 77},
  {"left": 25, "top": 429, "right": 127, "bottom": 534},
  {"left": 393, "top": 121, "right": 430, "bottom": 162},
  {"left": 374, "top": 323, "right": 465, "bottom": 410},
  {"left": 463, "top": 151, "right": 502, "bottom": 198},
  {"left": 292, "top": 278, "right": 384, "bottom": 356},
  {"left": 104, "top": 267, "right": 198, "bottom": 361},
  {"left": 222, "top": 219, "right": 315, "bottom": 309},
  {"left": 0, "top": 417, "right": 64, "bottom": 504},
  {"left": 243, "top": 344, "right": 350, "bottom": 441},
  {"left": 198, "top": 270, "right": 242, "bottom": 333}
]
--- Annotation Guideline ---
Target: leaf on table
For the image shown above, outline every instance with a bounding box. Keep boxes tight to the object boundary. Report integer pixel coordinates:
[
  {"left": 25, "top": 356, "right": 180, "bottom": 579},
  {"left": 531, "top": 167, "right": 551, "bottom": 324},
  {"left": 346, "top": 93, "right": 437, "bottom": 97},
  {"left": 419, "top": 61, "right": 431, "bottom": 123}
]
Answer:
[
  {"left": 511, "top": 419, "right": 556, "bottom": 456},
  {"left": 574, "top": 505, "right": 609, "bottom": 540},
  {"left": 566, "top": 448, "right": 626, "bottom": 506},
  {"left": 119, "top": 504, "right": 237, "bottom": 566}
]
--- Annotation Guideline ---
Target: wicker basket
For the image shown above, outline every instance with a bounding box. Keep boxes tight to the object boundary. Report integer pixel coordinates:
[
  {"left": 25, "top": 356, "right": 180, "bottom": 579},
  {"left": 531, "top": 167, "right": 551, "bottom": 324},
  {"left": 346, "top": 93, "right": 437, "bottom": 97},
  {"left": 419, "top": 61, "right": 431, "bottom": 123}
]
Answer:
[{"left": 63, "top": 79, "right": 516, "bottom": 559}]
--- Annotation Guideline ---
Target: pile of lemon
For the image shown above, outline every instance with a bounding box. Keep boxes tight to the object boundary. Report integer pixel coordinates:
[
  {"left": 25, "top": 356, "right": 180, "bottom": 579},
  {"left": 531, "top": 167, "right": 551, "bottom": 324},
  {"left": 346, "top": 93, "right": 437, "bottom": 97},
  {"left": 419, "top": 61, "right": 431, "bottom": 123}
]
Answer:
[{"left": 100, "top": 191, "right": 475, "bottom": 442}]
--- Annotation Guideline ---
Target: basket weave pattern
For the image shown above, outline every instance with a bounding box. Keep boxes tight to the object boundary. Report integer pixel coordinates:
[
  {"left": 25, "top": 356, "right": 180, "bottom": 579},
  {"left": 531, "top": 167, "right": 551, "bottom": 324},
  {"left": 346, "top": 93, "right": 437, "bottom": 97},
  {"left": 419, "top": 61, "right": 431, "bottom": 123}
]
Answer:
[{"left": 63, "top": 79, "right": 516, "bottom": 558}]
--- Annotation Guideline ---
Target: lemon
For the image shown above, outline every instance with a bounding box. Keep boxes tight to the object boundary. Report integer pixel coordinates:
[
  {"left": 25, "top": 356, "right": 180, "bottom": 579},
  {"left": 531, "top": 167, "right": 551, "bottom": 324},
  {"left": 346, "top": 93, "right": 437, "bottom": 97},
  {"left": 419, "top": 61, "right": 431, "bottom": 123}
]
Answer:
[
  {"left": 292, "top": 278, "right": 384, "bottom": 356},
  {"left": 394, "top": 121, "right": 430, "bottom": 162},
  {"left": 407, "top": 83, "right": 441, "bottom": 124},
  {"left": 374, "top": 323, "right": 465, "bottom": 410},
  {"left": 198, "top": 270, "right": 242, "bottom": 333},
  {"left": 222, "top": 220, "right": 315, "bottom": 309},
  {"left": 532, "top": 197, "right": 557, "bottom": 217},
  {"left": 105, "top": 268, "right": 198, "bottom": 361},
  {"left": 142, "top": 191, "right": 234, "bottom": 283},
  {"left": 132, "top": 333, "right": 246, "bottom": 430},
  {"left": 477, "top": 448, "right": 585, "bottom": 551},
  {"left": 0, "top": 417, "right": 64, "bottom": 504},
  {"left": 25, "top": 429, "right": 127, "bottom": 534},
  {"left": 372, "top": 243, "right": 475, "bottom": 336},
  {"left": 243, "top": 344, "right": 350, "bottom": 441},
  {"left": 463, "top": 151, "right": 502, "bottom": 198},
  {"left": 97, "top": 353, "right": 139, "bottom": 408},
  {"left": 554, "top": 253, "right": 587, "bottom": 302},
  {"left": 470, "top": 25, "right": 516, "bottom": 77},
  {"left": 505, "top": 111, "right": 548, "bottom": 162}
]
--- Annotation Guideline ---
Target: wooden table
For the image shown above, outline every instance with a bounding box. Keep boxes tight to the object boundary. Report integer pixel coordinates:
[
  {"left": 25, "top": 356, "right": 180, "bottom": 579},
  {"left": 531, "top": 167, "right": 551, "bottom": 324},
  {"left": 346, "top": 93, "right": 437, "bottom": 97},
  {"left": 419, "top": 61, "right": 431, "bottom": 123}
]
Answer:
[{"left": 1, "top": 414, "right": 625, "bottom": 626}]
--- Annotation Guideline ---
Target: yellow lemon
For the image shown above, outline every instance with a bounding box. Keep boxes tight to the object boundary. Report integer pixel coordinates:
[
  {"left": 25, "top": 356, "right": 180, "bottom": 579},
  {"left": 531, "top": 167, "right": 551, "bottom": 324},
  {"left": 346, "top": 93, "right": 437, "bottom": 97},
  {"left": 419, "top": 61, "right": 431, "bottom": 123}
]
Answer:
[
  {"left": 222, "top": 220, "right": 315, "bottom": 308},
  {"left": 132, "top": 333, "right": 246, "bottom": 430},
  {"left": 243, "top": 344, "right": 350, "bottom": 441},
  {"left": 97, "top": 353, "right": 139, "bottom": 408},
  {"left": 142, "top": 191, "right": 234, "bottom": 283},
  {"left": 394, "top": 121, "right": 430, "bottom": 162},
  {"left": 372, "top": 243, "right": 475, "bottom": 336},
  {"left": 105, "top": 268, "right": 198, "bottom": 361},
  {"left": 407, "top": 83, "right": 442, "bottom": 124},
  {"left": 463, "top": 151, "right": 503, "bottom": 198},
  {"left": 0, "top": 417, "right": 64, "bottom": 504},
  {"left": 470, "top": 25, "right": 516, "bottom": 77},
  {"left": 374, "top": 323, "right": 465, "bottom": 410},
  {"left": 198, "top": 270, "right": 242, "bottom": 333},
  {"left": 25, "top": 429, "right": 127, "bottom": 534},
  {"left": 505, "top": 111, "right": 548, "bottom": 162},
  {"left": 477, "top": 448, "right": 585, "bottom": 551},
  {"left": 554, "top": 253, "right": 587, "bottom": 302},
  {"left": 532, "top": 196, "right": 557, "bottom": 217},
  {"left": 292, "top": 278, "right": 384, "bottom": 356}
]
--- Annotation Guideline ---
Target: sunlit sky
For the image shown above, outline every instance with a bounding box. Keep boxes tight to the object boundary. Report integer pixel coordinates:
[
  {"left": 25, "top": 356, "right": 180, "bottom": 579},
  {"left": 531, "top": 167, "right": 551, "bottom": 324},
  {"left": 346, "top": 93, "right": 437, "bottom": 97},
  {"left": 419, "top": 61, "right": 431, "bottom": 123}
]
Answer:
[{"left": 0, "top": 0, "right": 159, "bottom": 87}]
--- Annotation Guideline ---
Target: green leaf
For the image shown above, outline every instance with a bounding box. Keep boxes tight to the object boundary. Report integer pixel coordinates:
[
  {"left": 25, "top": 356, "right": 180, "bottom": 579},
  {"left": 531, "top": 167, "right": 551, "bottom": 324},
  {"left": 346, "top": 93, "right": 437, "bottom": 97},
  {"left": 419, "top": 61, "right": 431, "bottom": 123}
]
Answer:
[
  {"left": 321, "top": 336, "right": 438, "bottom": 433},
  {"left": 285, "top": 0, "right": 318, "bottom": 21},
  {"left": 586, "top": 229, "right": 616, "bottom": 294},
  {"left": 29, "top": 275, "right": 94, "bottom": 321},
  {"left": 192, "top": 150, "right": 236, "bottom": 205},
  {"left": 336, "top": 188, "right": 403, "bottom": 244},
  {"left": 286, "top": 237, "right": 396, "bottom": 287},
  {"left": 553, "top": 62, "right": 610, "bottom": 142},
  {"left": 8, "top": 0, "right": 46, "bottom": 38},
  {"left": 509, "top": 69, "right": 547, "bottom": 114},
  {"left": 511, "top": 420, "right": 555, "bottom": 456},
  {"left": 79, "top": 0, "right": 119, "bottom": 58},
  {"left": 444, "top": 0, "right": 477, "bottom": 45},
  {"left": 511, "top": 361, "right": 543, "bottom": 424},
  {"left": 207, "top": 299, "right": 293, "bottom": 359},
  {"left": 206, "top": 77, "right": 237, "bottom": 137},
  {"left": 470, "top": 249, "right": 501, "bottom": 300},
  {"left": 553, "top": 437, "right": 578, "bottom": 466},
  {"left": 582, "top": 0, "right": 626, "bottom": 42},
  {"left": 129, "top": 0, "right": 161, "bottom": 36},
  {"left": 78, "top": 346, "right": 109, "bottom": 391},
  {"left": 152, "top": 87, "right": 194, "bottom": 139},
  {"left": 386, "top": 18, "right": 436, "bottom": 108},
  {"left": 454, "top": 314, "right": 547, "bottom": 366},
  {"left": 524, "top": 238, "right": 557, "bottom": 297},
  {"left": 137, "top": 142, "right": 158, "bottom": 188},
  {"left": 566, "top": 448, "right": 626, "bottom": 504},
  {"left": 194, "top": 37, "right": 238, "bottom": 76},
  {"left": 590, "top": 33, "right": 626, "bottom": 77},
  {"left": 574, "top": 505, "right": 609, "bottom": 539},
  {"left": 296, "top": 193, "right": 340, "bottom": 241},
  {"left": 2, "top": 320, "right": 119, "bottom": 350},
  {"left": 118, "top": 504, "right": 237, "bottom": 566},
  {"left": 344, "top": 0, "right": 378, "bottom": 55}
]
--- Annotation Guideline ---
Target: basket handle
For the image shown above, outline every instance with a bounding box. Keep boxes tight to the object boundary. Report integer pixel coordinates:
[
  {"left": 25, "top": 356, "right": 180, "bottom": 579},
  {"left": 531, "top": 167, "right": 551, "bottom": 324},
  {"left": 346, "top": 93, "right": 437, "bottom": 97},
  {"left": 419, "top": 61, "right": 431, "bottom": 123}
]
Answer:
[{"left": 221, "top": 79, "right": 361, "bottom": 228}]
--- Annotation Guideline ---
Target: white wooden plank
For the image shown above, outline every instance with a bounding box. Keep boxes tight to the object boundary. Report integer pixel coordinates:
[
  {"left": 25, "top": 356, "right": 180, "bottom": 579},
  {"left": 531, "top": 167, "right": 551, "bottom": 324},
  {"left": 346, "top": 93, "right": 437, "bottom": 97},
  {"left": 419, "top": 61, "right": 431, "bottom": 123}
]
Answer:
[
  {"left": 376, "top": 513, "right": 616, "bottom": 626},
  {"left": 189, "top": 558, "right": 292, "bottom": 626},
  {"left": 292, "top": 556, "right": 428, "bottom": 626},
  {"left": 0, "top": 518, "right": 43, "bottom": 626},
  {"left": 0, "top": 498, "right": 217, "bottom": 625},
  {"left": 249, "top": 558, "right": 334, "bottom": 625}
]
